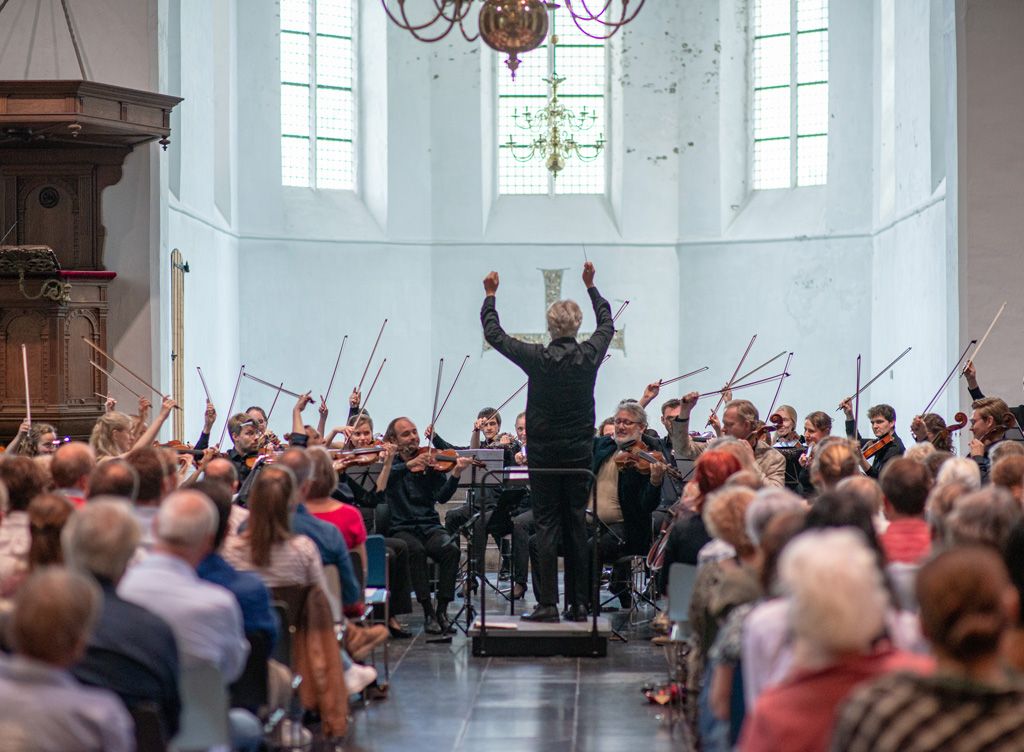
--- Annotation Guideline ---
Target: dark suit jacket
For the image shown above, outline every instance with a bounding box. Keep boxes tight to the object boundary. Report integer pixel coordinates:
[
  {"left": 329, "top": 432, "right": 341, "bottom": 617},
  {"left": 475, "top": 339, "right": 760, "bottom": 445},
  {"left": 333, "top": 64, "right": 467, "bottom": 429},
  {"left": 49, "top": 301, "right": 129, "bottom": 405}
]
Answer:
[
  {"left": 482, "top": 286, "right": 613, "bottom": 468},
  {"left": 591, "top": 434, "right": 664, "bottom": 554}
]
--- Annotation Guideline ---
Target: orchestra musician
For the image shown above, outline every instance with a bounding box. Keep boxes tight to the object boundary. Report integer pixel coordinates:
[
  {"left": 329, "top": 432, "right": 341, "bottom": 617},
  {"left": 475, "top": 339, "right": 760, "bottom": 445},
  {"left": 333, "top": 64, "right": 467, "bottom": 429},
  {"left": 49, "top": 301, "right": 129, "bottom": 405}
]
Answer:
[
  {"left": 638, "top": 382, "right": 686, "bottom": 510},
  {"left": 840, "top": 400, "right": 905, "bottom": 478},
  {"left": 965, "top": 362, "right": 1024, "bottom": 430},
  {"left": 770, "top": 404, "right": 804, "bottom": 493},
  {"left": 225, "top": 413, "right": 261, "bottom": 482},
  {"left": 379, "top": 417, "right": 474, "bottom": 635},
  {"left": 797, "top": 410, "right": 833, "bottom": 496},
  {"left": 670, "top": 393, "right": 786, "bottom": 487},
  {"left": 586, "top": 400, "right": 666, "bottom": 611},
  {"left": 481, "top": 261, "right": 613, "bottom": 623},
  {"left": 967, "top": 396, "right": 1015, "bottom": 483}
]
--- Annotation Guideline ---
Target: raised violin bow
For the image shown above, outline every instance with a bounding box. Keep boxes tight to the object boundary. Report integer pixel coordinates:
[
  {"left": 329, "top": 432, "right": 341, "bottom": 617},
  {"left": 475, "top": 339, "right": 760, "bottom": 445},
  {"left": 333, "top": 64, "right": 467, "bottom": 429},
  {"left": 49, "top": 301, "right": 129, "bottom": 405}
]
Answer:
[
  {"left": 81, "top": 336, "right": 181, "bottom": 410},
  {"left": 706, "top": 334, "right": 757, "bottom": 426},
  {"left": 434, "top": 355, "right": 470, "bottom": 426},
  {"left": 243, "top": 372, "right": 305, "bottom": 399},
  {"left": 764, "top": 352, "right": 794, "bottom": 422},
  {"left": 922, "top": 339, "right": 977, "bottom": 416},
  {"left": 90, "top": 359, "right": 145, "bottom": 400},
  {"left": 0, "top": 219, "right": 17, "bottom": 244},
  {"left": 196, "top": 366, "right": 212, "bottom": 404},
  {"left": 483, "top": 379, "right": 529, "bottom": 422},
  {"left": 21, "top": 344, "right": 30, "bottom": 424},
  {"left": 355, "top": 319, "right": 388, "bottom": 395},
  {"left": 217, "top": 364, "right": 246, "bottom": 449},
  {"left": 348, "top": 359, "right": 386, "bottom": 445},
  {"left": 264, "top": 382, "right": 285, "bottom": 424},
  {"left": 612, "top": 301, "right": 629, "bottom": 323},
  {"left": 853, "top": 354, "right": 862, "bottom": 438},
  {"left": 658, "top": 365, "right": 709, "bottom": 388},
  {"left": 732, "top": 350, "right": 787, "bottom": 388},
  {"left": 835, "top": 346, "right": 912, "bottom": 411},
  {"left": 698, "top": 371, "right": 787, "bottom": 399},
  {"left": 962, "top": 302, "right": 1005, "bottom": 375},
  {"left": 322, "top": 335, "right": 348, "bottom": 406}
]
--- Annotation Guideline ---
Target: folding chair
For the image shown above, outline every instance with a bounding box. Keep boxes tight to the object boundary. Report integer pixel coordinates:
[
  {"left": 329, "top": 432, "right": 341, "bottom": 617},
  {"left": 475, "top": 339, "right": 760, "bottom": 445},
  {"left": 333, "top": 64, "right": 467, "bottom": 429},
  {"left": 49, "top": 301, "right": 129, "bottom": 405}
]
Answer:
[{"left": 170, "top": 661, "right": 230, "bottom": 752}]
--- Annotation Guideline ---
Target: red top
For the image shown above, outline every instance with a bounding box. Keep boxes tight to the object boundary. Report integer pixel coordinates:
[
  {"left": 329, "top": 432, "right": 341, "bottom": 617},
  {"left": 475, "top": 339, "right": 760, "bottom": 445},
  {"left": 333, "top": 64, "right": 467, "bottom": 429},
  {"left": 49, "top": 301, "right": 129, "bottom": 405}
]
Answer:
[
  {"left": 739, "top": 649, "right": 933, "bottom": 752},
  {"left": 311, "top": 504, "right": 367, "bottom": 551},
  {"left": 880, "top": 518, "right": 931, "bottom": 564}
]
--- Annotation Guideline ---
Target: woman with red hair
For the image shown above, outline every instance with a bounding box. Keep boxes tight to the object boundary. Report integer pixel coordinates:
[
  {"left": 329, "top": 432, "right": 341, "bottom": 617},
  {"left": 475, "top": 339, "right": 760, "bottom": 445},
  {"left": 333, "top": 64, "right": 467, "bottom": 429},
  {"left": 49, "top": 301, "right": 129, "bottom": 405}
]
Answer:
[{"left": 660, "top": 449, "right": 743, "bottom": 572}]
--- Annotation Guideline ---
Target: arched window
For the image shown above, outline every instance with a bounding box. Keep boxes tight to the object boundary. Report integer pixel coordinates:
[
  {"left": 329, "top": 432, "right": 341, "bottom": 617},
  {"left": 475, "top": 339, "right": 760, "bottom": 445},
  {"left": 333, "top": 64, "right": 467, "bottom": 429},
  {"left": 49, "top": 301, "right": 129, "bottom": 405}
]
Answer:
[
  {"left": 497, "top": 11, "right": 607, "bottom": 195},
  {"left": 280, "top": 0, "right": 356, "bottom": 190},
  {"left": 752, "top": 0, "right": 828, "bottom": 189}
]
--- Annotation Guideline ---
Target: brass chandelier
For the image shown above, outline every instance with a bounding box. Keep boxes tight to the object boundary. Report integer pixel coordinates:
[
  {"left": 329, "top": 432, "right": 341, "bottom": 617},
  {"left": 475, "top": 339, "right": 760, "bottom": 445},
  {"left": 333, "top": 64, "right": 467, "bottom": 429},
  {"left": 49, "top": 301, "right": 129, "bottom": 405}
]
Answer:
[
  {"left": 501, "top": 73, "right": 604, "bottom": 177},
  {"left": 380, "top": 0, "right": 645, "bottom": 78}
]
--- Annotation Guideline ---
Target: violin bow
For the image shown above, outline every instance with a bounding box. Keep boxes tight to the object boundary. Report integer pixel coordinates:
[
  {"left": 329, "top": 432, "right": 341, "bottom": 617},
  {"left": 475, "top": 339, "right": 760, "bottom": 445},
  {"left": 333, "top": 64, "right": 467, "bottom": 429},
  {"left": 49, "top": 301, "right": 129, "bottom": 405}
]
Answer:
[
  {"left": 322, "top": 335, "right": 348, "bottom": 406},
  {"left": 658, "top": 365, "right": 709, "bottom": 388},
  {"left": 196, "top": 366, "right": 213, "bottom": 404},
  {"left": 836, "top": 346, "right": 912, "bottom": 411},
  {"left": 90, "top": 360, "right": 145, "bottom": 400},
  {"left": 81, "top": 337, "right": 181, "bottom": 410},
  {"left": 764, "top": 352, "right": 794, "bottom": 422},
  {"left": 922, "top": 339, "right": 978, "bottom": 416},
  {"left": 347, "top": 359, "right": 387, "bottom": 447},
  {"left": 483, "top": 378, "right": 529, "bottom": 422},
  {"left": 242, "top": 372, "right": 305, "bottom": 399},
  {"left": 706, "top": 334, "right": 757, "bottom": 426},
  {"left": 731, "top": 350, "right": 787, "bottom": 387},
  {"left": 853, "top": 354, "right": 862, "bottom": 440},
  {"left": 433, "top": 355, "right": 470, "bottom": 426},
  {"left": 355, "top": 319, "right": 388, "bottom": 396},
  {"left": 612, "top": 301, "right": 629, "bottom": 323},
  {"left": 697, "top": 370, "right": 787, "bottom": 398},
  {"left": 427, "top": 358, "right": 445, "bottom": 457},
  {"left": 217, "top": 364, "right": 246, "bottom": 449},
  {"left": 21, "top": 344, "right": 30, "bottom": 425},
  {"left": 264, "top": 383, "right": 285, "bottom": 424},
  {"left": 962, "top": 302, "right": 1005, "bottom": 375}
]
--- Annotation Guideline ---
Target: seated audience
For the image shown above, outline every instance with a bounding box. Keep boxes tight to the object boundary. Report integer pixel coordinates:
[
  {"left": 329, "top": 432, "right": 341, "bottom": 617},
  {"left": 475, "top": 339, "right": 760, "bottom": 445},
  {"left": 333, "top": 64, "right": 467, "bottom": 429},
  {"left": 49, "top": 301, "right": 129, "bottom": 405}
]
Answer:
[
  {"left": 0, "top": 456, "right": 44, "bottom": 585},
  {"left": 945, "top": 486, "right": 1021, "bottom": 551},
  {"left": 809, "top": 438, "right": 859, "bottom": 492},
  {"left": 992, "top": 455, "right": 1024, "bottom": 502},
  {"left": 125, "top": 446, "right": 173, "bottom": 552},
  {"left": 0, "top": 568, "right": 134, "bottom": 751},
  {"left": 64, "top": 500, "right": 181, "bottom": 739},
  {"left": 935, "top": 455, "right": 982, "bottom": 490},
  {"left": 832, "top": 546, "right": 1024, "bottom": 751},
  {"left": 85, "top": 458, "right": 139, "bottom": 501},
  {"left": 1, "top": 492, "right": 73, "bottom": 596},
  {"left": 878, "top": 458, "right": 932, "bottom": 564},
  {"left": 740, "top": 529, "right": 932, "bottom": 752}
]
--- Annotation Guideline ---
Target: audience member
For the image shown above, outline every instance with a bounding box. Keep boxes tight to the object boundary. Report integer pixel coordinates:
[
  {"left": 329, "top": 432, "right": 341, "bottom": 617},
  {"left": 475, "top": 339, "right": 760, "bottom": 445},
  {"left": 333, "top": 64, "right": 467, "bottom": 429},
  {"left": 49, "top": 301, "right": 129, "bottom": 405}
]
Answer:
[
  {"left": 992, "top": 455, "right": 1024, "bottom": 502},
  {"left": 935, "top": 455, "right": 982, "bottom": 490},
  {"left": 64, "top": 500, "right": 181, "bottom": 738},
  {"left": 0, "top": 456, "right": 44, "bottom": 585},
  {"left": 878, "top": 458, "right": 932, "bottom": 564},
  {"left": 945, "top": 486, "right": 1021, "bottom": 551},
  {"left": 85, "top": 458, "right": 139, "bottom": 501},
  {"left": 0, "top": 568, "right": 134, "bottom": 751},
  {"left": 51, "top": 442, "right": 95, "bottom": 508}
]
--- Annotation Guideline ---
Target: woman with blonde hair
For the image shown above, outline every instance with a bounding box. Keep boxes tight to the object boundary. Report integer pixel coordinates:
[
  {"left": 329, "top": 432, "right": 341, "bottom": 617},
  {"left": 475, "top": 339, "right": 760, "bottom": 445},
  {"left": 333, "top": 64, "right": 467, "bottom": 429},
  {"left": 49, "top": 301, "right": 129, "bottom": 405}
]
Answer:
[{"left": 89, "top": 396, "right": 176, "bottom": 461}]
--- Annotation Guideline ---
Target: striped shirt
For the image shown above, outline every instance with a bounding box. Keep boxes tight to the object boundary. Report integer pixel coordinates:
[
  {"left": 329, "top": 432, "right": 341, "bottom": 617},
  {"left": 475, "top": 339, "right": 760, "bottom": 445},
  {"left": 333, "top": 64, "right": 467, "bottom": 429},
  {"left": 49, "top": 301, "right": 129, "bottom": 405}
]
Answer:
[
  {"left": 222, "top": 533, "right": 327, "bottom": 592},
  {"left": 831, "top": 672, "right": 1024, "bottom": 752}
]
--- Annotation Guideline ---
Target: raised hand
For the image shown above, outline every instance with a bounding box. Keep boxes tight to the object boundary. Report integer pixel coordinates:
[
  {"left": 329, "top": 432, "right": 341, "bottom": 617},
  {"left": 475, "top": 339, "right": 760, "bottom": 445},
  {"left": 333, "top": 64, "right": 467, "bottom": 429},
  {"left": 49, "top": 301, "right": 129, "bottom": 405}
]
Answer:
[
  {"left": 159, "top": 396, "right": 177, "bottom": 415},
  {"left": 483, "top": 272, "right": 499, "bottom": 295},
  {"left": 203, "top": 401, "right": 217, "bottom": 431},
  {"left": 582, "top": 261, "right": 595, "bottom": 288},
  {"left": 349, "top": 389, "right": 361, "bottom": 408}
]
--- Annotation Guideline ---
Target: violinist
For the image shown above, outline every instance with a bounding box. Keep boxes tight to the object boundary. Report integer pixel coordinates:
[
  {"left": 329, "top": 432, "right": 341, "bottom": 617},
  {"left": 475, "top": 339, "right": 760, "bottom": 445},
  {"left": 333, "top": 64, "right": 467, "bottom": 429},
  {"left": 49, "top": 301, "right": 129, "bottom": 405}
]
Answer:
[
  {"left": 797, "top": 410, "right": 833, "bottom": 496},
  {"left": 965, "top": 362, "right": 1024, "bottom": 431},
  {"left": 909, "top": 413, "right": 953, "bottom": 452},
  {"left": 244, "top": 405, "right": 281, "bottom": 452},
  {"left": 192, "top": 401, "right": 218, "bottom": 451},
  {"left": 840, "top": 401, "right": 905, "bottom": 478},
  {"left": 670, "top": 393, "right": 786, "bottom": 487},
  {"left": 225, "top": 414, "right": 261, "bottom": 481},
  {"left": 509, "top": 411, "right": 534, "bottom": 598},
  {"left": 770, "top": 405, "right": 805, "bottom": 494},
  {"left": 638, "top": 381, "right": 686, "bottom": 509},
  {"left": 588, "top": 401, "right": 666, "bottom": 611},
  {"left": 968, "top": 397, "right": 1015, "bottom": 483},
  {"left": 380, "top": 417, "right": 474, "bottom": 635}
]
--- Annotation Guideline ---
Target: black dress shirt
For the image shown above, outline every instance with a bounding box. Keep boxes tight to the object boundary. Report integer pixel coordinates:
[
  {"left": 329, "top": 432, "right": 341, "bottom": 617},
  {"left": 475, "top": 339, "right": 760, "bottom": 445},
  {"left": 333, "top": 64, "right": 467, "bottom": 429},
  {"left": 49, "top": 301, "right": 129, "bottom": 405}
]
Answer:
[{"left": 385, "top": 461, "right": 460, "bottom": 535}]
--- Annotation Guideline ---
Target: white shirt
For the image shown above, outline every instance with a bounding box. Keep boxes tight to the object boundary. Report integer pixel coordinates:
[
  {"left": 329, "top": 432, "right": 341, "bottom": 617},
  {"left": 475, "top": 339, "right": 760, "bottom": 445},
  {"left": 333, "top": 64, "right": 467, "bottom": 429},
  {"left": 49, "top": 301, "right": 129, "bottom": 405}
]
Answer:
[
  {"left": 119, "top": 551, "right": 249, "bottom": 683},
  {"left": 0, "top": 511, "right": 30, "bottom": 585},
  {"left": 0, "top": 654, "right": 134, "bottom": 752}
]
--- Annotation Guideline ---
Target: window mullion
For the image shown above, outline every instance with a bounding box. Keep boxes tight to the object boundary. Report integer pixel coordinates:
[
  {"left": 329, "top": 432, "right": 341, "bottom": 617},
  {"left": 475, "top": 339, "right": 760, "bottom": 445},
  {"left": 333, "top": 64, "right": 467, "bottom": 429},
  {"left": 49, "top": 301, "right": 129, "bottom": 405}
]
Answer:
[
  {"left": 790, "top": 0, "right": 798, "bottom": 187},
  {"left": 309, "top": 1, "right": 318, "bottom": 188}
]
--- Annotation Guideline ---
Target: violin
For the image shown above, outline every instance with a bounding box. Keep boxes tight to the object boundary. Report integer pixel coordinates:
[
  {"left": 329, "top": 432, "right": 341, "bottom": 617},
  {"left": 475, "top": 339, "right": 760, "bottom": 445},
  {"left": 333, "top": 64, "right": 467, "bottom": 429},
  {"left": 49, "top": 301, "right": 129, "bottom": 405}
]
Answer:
[
  {"left": 158, "top": 439, "right": 207, "bottom": 459},
  {"left": 330, "top": 444, "right": 387, "bottom": 468},
  {"left": 614, "top": 441, "right": 682, "bottom": 480},
  {"left": 862, "top": 433, "right": 894, "bottom": 460},
  {"left": 746, "top": 414, "right": 784, "bottom": 445},
  {"left": 931, "top": 412, "right": 968, "bottom": 449},
  {"left": 406, "top": 446, "right": 485, "bottom": 474}
]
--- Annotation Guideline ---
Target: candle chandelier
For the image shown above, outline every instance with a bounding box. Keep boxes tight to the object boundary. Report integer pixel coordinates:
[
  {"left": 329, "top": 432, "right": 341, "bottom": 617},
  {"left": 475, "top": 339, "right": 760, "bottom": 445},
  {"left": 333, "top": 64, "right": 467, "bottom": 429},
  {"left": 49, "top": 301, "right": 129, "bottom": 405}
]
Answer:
[
  {"left": 501, "top": 73, "right": 604, "bottom": 177},
  {"left": 380, "top": 0, "right": 645, "bottom": 79}
]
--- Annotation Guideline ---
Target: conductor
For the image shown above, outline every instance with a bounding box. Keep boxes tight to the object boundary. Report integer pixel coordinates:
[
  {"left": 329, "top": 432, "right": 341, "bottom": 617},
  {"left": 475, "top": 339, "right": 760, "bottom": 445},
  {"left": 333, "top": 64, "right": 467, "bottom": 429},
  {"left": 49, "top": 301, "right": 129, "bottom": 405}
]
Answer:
[{"left": 481, "top": 262, "right": 614, "bottom": 622}]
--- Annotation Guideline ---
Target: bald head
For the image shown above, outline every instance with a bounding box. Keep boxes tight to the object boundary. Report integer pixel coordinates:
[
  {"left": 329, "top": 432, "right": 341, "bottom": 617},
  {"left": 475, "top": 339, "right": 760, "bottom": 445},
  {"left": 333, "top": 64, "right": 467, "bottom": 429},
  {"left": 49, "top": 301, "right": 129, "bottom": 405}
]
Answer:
[
  {"left": 50, "top": 442, "right": 96, "bottom": 491},
  {"left": 154, "top": 490, "right": 217, "bottom": 566},
  {"left": 204, "top": 457, "right": 239, "bottom": 492},
  {"left": 277, "top": 448, "right": 312, "bottom": 500},
  {"left": 87, "top": 459, "right": 139, "bottom": 502}
]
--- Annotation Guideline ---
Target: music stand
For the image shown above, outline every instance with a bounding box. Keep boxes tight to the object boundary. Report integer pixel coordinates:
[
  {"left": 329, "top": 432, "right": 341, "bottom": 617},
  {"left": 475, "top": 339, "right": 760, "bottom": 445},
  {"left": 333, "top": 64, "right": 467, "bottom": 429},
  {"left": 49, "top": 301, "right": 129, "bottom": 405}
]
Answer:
[{"left": 344, "top": 462, "right": 386, "bottom": 494}]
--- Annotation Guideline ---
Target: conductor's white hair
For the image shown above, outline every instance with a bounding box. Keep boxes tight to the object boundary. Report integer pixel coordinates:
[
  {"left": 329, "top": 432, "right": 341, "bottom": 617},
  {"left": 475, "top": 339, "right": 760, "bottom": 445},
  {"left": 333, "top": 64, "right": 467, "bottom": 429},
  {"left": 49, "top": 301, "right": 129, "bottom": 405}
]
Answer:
[
  {"left": 155, "top": 490, "right": 217, "bottom": 548},
  {"left": 546, "top": 300, "right": 583, "bottom": 340},
  {"left": 780, "top": 529, "right": 887, "bottom": 661},
  {"left": 936, "top": 456, "right": 982, "bottom": 490}
]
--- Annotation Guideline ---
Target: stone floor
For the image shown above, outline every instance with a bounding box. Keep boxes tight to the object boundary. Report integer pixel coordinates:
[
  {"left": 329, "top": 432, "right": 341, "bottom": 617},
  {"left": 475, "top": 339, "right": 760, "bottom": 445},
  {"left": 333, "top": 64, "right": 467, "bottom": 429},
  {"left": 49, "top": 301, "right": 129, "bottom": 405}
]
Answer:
[{"left": 343, "top": 576, "right": 691, "bottom": 752}]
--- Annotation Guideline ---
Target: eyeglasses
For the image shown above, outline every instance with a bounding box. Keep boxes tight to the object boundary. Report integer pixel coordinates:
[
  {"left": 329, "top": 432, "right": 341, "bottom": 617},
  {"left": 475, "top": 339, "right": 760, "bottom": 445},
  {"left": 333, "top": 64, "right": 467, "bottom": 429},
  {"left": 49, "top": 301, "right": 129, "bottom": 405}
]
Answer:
[{"left": 613, "top": 419, "right": 639, "bottom": 427}]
